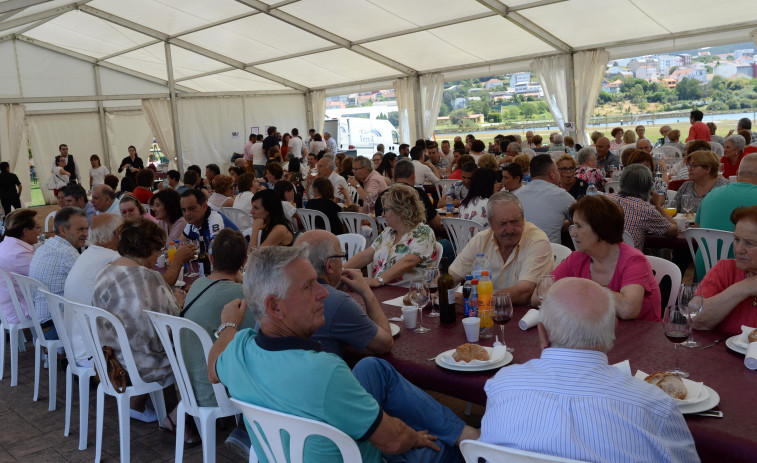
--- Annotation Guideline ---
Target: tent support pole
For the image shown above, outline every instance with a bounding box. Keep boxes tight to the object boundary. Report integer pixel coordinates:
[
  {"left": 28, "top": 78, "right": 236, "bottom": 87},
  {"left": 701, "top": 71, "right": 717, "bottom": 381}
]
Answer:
[
  {"left": 305, "top": 91, "right": 313, "bottom": 135},
  {"left": 93, "top": 64, "right": 112, "bottom": 172},
  {"left": 566, "top": 52, "right": 577, "bottom": 139},
  {"left": 165, "top": 42, "right": 184, "bottom": 174},
  {"left": 412, "top": 75, "right": 424, "bottom": 141}
]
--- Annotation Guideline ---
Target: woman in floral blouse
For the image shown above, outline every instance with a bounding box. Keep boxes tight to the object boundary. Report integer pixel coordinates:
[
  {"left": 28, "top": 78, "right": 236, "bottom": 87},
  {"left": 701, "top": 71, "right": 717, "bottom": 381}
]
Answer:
[
  {"left": 459, "top": 168, "right": 498, "bottom": 228},
  {"left": 345, "top": 184, "right": 436, "bottom": 287},
  {"left": 575, "top": 146, "right": 607, "bottom": 191}
]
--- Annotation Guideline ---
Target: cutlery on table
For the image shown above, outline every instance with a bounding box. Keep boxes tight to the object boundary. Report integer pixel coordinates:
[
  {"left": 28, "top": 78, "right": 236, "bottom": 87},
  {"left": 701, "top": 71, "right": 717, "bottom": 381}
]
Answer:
[
  {"left": 700, "top": 338, "right": 726, "bottom": 349},
  {"left": 693, "top": 409, "right": 723, "bottom": 418}
]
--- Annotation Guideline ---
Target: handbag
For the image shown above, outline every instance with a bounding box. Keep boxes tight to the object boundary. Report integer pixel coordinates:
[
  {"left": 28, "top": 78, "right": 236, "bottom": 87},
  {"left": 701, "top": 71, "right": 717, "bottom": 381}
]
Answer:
[
  {"left": 93, "top": 346, "right": 130, "bottom": 393},
  {"left": 44, "top": 176, "right": 57, "bottom": 190}
]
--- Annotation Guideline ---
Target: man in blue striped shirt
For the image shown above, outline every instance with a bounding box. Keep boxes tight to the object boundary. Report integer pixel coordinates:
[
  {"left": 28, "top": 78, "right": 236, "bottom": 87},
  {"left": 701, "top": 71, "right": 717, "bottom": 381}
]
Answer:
[{"left": 481, "top": 278, "right": 699, "bottom": 462}]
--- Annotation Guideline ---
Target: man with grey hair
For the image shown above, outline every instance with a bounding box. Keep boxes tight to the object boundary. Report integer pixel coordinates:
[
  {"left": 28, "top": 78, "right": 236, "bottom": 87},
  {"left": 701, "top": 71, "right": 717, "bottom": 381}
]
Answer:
[
  {"left": 449, "top": 191, "right": 553, "bottom": 304},
  {"left": 90, "top": 184, "right": 119, "bottom": 215},
  {"left": 480, "top": 278, "right": 698, "bottom": 462},
  {"left": 595, "top": 136, "right": 620, "bottom": 169},
  {"left": 733, "top": 117, "right": 757, "bottom": 143},
  {"left": 549, "top": 133, "right": 568, "bottom": 153},
  {"left": 502, "top": 140, "right": 523, "bottom": 163},
  {"left": 524, "top": 130, "right": 535, "bottom": 148},
  {"left": 347, "top": 155, "right": 387, "bottom": 202},
  {"left": 655, "top": 125, "right": 672, "bottom": 147},
  {"left": 324, "top": 131, "right": 337, "bottom": 154},
  {"left": 636, "top": 137, "right": 653, "bottom": 154},
  {"left": 307, "top": 154, "right": 349, "bottom": 202},
  {"left": 295, "top": 230, "right": 393, "bottom": 356},
  {"left": 64, "top": 213, "right": 123, "bottom": 365},
  {"left": 208, "top": 245, "right": 479, "bottom": 462}
]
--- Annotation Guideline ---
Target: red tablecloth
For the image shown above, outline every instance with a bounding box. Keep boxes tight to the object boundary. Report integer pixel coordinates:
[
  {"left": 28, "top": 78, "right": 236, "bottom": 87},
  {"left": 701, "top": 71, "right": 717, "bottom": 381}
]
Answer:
[{"left": 345, "top": 285, "right": 757, "bottom": 463}]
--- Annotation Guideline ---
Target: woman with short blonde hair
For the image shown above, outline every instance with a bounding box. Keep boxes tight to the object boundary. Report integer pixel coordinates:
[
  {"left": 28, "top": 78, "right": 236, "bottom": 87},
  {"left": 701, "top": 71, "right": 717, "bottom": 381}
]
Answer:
[{"left": 673, "top": 150, "right": 727, "bottom": 214}]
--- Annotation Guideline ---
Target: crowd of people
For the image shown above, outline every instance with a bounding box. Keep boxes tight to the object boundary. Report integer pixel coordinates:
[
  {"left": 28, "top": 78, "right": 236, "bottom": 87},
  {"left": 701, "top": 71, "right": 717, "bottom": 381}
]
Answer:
[{"left": 1, "top": 113, "right": 757, "bottom": 462}]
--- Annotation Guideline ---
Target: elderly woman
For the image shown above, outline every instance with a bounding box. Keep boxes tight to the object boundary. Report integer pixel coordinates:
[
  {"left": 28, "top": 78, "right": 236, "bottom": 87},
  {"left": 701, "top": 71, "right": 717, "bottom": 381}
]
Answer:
[
  {"left": 346, "top": 183, "right": 436, "bottom": 287},
  {"left": 540, "top": 195, "right": 662, "bottom": 321},
  {"left": 666, "top": 139, "right": 711, "bottom": 181},
  {"left": 556, "top": 154, "right": 589, "bottom": 199},
  {"left": 624, "top": 149, "right": 667, "bottom": 194},
  {"left": 92, "top": 218, "right": 186, "bottom": 420},
  {"left": 574, "top": 147, "right": 607, "bottom": 190},
  {"left": 673, "top": 150, "right": 728, "bottom": 214},
  {"left": 208, "top": 174, "right": 235, "bottom": 210},
  {"left": 606, "top": 164, "right": 677, "bottom": 249},
  {"left": 119, "top": 194, "right": 158, "bottom": 223},
  {"left": 723, "top": 133, "right": 747, "bottom": 178},
  {"left": 623, "top": 130, "right": 636, "bottom": 145},
  {"left": 459, "top": 168, "right": 498, "bottom": 228},
  {"left": 610, "top": 127, "right": 624, "bottom": 151},
  {"left": 694, "top": 206, "right": 757, "bottom": 334},
  {"left": 249, "top": 189, "right": 294, "bottom": 250},
  {"left": 149, "top": 188, "right": 187, "bottom": 243},
  {"left": 666, "top": 129, "right": 686, "bottom": 153}
]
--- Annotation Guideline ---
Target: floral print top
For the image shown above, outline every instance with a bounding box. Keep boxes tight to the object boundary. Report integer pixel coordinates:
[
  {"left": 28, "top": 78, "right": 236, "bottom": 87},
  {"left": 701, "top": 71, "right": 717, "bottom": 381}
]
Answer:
[
  {"left": 575, "top": 165, "right": 607, "bottom": 191},
  {"left": 459, "top": 197, "right": 489, "bottom": 229},
  {"left": 370, "top": 223, "right": 436, "bottom": 285}
]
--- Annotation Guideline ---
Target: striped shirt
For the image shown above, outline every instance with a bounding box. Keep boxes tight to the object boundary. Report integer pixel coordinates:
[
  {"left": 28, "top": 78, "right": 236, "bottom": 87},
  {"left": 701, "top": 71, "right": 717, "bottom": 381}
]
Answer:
[
  {"left": 29, "top": 236, "right": 80, "bottom": 323},
  {"left": 481, "top": 348, "right": 699, "bottom": 463}
]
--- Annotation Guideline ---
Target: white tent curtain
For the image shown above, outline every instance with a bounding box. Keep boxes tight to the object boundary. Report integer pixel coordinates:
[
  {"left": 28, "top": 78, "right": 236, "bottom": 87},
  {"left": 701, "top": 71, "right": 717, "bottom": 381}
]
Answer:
[
  {"left": 0, "top": 104, "right": 30, "bottom": 206},
  {"left": 177, "top": 97, "right": 245, "bottom": 171},
  {"left": 531, "top": 54, "right": 570, "bottom": 134},
  {"left": 751, "top": 28, "right": 757, "bottom": 46},
  {"left": 141, "top": 99, "right": 176, "bottom": 169},
  {"left": 309, "top": 90, "right": 326, "bottom": 134},
  {"left": 27, "top": 113, "right": 103, "bottom": 204},
  {"left": 105, "top": 110, "right": 156, "bottom": 174},
  {"left": 419, "top": 73, "right": 444, "bottom": 139},
  {"left": 573, "top": 49, "right": 611, "bottom": 146},
  {"left": 393, "top": 77, "right": 417, "bottom": 144},
  {"left": 242, "top": 94, "right": 307, "bottom": 141}
]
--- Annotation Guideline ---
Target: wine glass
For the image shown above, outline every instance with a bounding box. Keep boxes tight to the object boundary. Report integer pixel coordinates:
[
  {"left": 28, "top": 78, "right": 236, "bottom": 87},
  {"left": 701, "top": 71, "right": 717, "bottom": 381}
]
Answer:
[
  {"left": 424, "top": 268, "right": 440, "bottom": 318},
  {"left": 680, "top": 194, "right": 695, "bottom": 220},
  {"left": 492, "top": 294, "right": 514, "bottom": 353},
  {"left": 185, "top": 239, "right": 200, "bottom": 278},
  {"left": 718, "top": 162, "right": 725, "bottom": 178},
  {"left": 662, "top": 305, "right": 691, "bottom": 378},
  {"left": 678, "top": 283, "right": 704, "bottom": 348},
  {"left": 535, "top": 275, "right": 555, "bottom": 305},
  {"left": 409, "top": 282, "right": 430, "bottom": 334}
]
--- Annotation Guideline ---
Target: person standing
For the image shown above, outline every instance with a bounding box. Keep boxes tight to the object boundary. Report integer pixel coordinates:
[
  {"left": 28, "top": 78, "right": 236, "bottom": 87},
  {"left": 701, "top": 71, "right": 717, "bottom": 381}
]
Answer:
[
  {"left": 0, "top": 162, "right": 22, "bottom": 215},
  {"left": 59, "top": 144, "right": 81, "bottom": 185},
  {"left": 117, "top": 145, "right": 144, "bottom": 180}
]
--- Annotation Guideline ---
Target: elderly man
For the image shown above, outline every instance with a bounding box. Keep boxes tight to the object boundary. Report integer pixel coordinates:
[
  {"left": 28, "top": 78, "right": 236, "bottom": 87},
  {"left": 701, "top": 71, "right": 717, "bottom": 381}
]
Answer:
[
  {"left": 635, "top": 124, "right": 646, "bottom": 140},
  {"left": 295, "top": 230, "right": 393, "bottom": 356},
  {"left": 656, "top": 125, "right": 671, "bottom": 147},
  {"left": 347, "top": 155, "right": 387, "bottom": 202},
  {"left": 636, "top": 137, "right": 653, "bottom": 154},
  {"left": 480, "top": 278, "right": 698, "bottom": 462},
  {"left": 376, "top": 143, "right": 385, "bottom": 154},
  {"left": 443, "top": 161, "right": 476, "bottom": 207},
  {"left": 549, "top": 134, "right": 569, "bottom": 153},
  {"left": 29, "top": 207, "right": 88, "bottom": 340},
  {"left": 307, "top": 154, "right": 349, "bottom": 202},
  {"left": 410, "top": 145, "right": 440, "bottom": 184},
  {"left": 524, "top": 130, "right": 535, "bottom": 148},
  {"left": 733, "top": 117, "right": 757, "bottom": 143},
  {"left": 594, "top": 136, "right": 620, "bottom": 169},
  {"left": 449, "top": 192, "right": 552, "bottom": 305},
  {"left": 374, "top": 160, "right": 443, "bottom": 235},
  {"left": 324, "top": 131, "right": 337, "bottom": 154},
  {"left": 686, "top": 109, "right": 711, "bottom": 142},
  {"left": 90, "top": 184, "right": 119, "bottom": 215},
  {"left": 513, "top": 155, "right": 574, "bottom": 244},
  {"left": 208, "top": 245, "right": 479, "bottom": 463},
  {"left": 503, "top": 140, "right": 523, "bottom": 163},
  {"left": 62, "top": 184, "right": 96, "bottom": 223},
  {"left": 180, "top": 189, "right": 237, "bottom": 251}
]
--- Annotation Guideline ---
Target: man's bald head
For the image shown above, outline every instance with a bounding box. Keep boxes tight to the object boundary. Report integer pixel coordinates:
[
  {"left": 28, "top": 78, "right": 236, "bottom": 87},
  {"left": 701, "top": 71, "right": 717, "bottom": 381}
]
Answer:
[
  {"left": 539, "top": 278, "right": 616, "bottom": 352},
  {"left": 595, "top": 137, "right": 610, "bottom": 158},
  {"left": 738, "top": 153, "right": 757, "bottom": 182},
  {"left": 90, "top": 184, "right": 116, "bottom": 213},
  {"left": 294, "top": 230, "right": 342, "bottom": 284}
]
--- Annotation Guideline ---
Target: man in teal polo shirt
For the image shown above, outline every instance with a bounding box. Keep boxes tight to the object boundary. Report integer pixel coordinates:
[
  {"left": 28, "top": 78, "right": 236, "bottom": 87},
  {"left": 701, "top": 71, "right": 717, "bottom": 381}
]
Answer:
[
  {"left": 208, "top": 245, "right": 479, "bottom": 462},
  {"left": 694, "top": 153, "right": 757, "bottom": 279}
]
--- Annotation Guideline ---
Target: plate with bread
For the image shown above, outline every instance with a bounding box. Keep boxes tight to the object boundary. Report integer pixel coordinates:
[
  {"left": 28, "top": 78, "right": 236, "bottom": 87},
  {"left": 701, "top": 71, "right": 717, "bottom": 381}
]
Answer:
[
  {"left": 435, "top": 343, "right": 513, "bottom": 372},
  {"left": 635, "top": 371, "right": 720, "bottom": 414},
  {"left": 725, "top": 326, "right": 757, "bottom": 355}
]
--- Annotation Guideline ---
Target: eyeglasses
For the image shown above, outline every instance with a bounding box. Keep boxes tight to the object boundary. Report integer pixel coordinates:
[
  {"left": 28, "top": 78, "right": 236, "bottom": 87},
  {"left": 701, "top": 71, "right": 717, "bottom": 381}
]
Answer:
[
  {"left": 558, "top": 167, "right": 576, "bottom": 172},
  {"left": 687, "top": 164, "right": 703, "bottom": 169},
  {"left": 323, "top": 253, "right": 347, "bottom": 266}
]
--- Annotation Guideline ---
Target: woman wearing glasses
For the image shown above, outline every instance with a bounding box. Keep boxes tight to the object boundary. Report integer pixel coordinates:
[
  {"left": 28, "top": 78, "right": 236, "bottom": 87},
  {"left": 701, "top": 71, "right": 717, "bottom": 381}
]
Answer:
[
  {"left": 556, "top": 154, "right": 589, "bottom": 199},
  {"left": 673, "top": 150, "right": 727, "bottom": 214}
]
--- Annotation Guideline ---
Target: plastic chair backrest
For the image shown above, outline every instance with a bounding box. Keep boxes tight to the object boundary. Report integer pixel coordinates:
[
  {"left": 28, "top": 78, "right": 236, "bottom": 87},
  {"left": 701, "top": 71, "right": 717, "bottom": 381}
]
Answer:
[
  {"left": 433, "top": 242, "right": 443, "bottom": 267},
  {"left": 145, "top": 311, "right": 238, "bottom": 417},
  {"left": 337, "top": 233, "right": 366, "bottom": 261},
  {"left": 375, "top": 216, "right": 386, "bottom": 231},
  {"left": 38, "top": 290, "right": 91, "bottom": 377},
  {"left": 221, "top": 207, "right": 253, "bottom": 230},
  {"left": 229, "top": 398, "right": 363, "bottom": 463},
  {"left": 550, "top": 243, "right": 572, "bottom": 265},
  {"left": 442, "top": 217, "right": 484, "bottom": 254},
  {"left": 646, "top": 255, "right": 682, "bottom": 311},
  {"left": 622, "top": 231, "right": 634, "bottom": 248},
  {"left": 338, "top": 212, "right": 377, "bottom": 244},
  {"left": 297, "top": 208, "right": 330, "bottom": 232},
  {"left": 605, "top": 181, "right": 620, "bottom": 194},
  {"left": 11, "top": 273, "right": 50, "bottom": 340},
  {"left": 0, "top": 269, "right": 31, "bottom": 327},
  {"left": 44, "top": 211, "right": 56, "bottom": 233},
  {"left": 684, "top": 228, "right": 734, "bottom": 276},
  {"left": 433, "top": 179, "right": 458, "bottom": 200},
  {"left": 708, "top": 142, "right": 723, "bottom": 157},
  {"left": 460, "top": 439, "right": 587, "bottom": 463}
]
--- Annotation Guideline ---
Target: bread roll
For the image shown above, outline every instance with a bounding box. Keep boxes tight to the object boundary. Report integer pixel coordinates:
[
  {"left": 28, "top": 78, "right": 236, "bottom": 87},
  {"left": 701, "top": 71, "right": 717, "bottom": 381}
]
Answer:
[
  {"left": 748, "top": 329, "right": 757, "bottom": 343},
  {"left": 452, "top": 343, "right": 489, "bottom": 363},
  {"left": 645, "top": 372, "right": 687, "bottom": 400}
]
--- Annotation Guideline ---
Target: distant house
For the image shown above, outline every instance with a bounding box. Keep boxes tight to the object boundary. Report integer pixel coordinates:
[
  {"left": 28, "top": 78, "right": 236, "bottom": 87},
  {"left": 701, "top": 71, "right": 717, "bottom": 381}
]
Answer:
[
  {"left": 326, "top": 101, "right": 346, "bottom": 110},
  {"left": 468, "top": 87, "right": 486, "bottom": 94},
  {"left": 605, "top": 66, "right": 626, "bottom": 76},
  {"left": 670, "top": 67, "right": 706, "bottom": 83},
  {"left": 509, "top": 72, "right": 530, "bottom": 88},
  {"left": 454, "top": 97, "right": 467, "bottom": 109},
  {"left": 654, "top": 54, "right": 681, "bottom": 74},
  {"left": 601, "top": 79, "right": 622, "bottom": 93},
  {"left": 660, "top": 78, "right": 677, "bottom": 89},
  {"left": 437, "top": 116, "right": 451, "bottom": 124},
  {"left": 714, "top": 62, "right": 755, "bottom": 79},
  {"left": 485, "top": 78, "right": 503, "bottom": 90},
  {"left": 679, "top": 54, "right": 693, "bottom": 66},
  {"left": 467, "top": 96, "right": 481, "bottom": 102},
  {"left": 734, "top": 49, "right": 755, "bottom": 60},
  {"left": 491, "top": 91, "right": 511, "bottom": 101},
  {"left": 466, "top": 114, "right": 485, "bottom": 124},
  {"left": 635, "top": 66, "right": 659, "bottom": 80}
]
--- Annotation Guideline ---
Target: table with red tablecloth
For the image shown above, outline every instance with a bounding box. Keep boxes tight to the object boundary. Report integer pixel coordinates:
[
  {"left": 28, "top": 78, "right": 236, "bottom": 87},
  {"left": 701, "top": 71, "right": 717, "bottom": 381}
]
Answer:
[{"left": 344, "top": 285, "right": 757, "bottom": 463}]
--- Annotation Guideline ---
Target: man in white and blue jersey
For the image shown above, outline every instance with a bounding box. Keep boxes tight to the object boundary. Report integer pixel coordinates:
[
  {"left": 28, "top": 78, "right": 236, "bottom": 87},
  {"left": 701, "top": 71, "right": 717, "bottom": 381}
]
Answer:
[
  {"left": 180, "top": 188, "right": 237, "bottom": 250},
  {"left": 481, "top": 277, "right": 699, "bottom": 463}
]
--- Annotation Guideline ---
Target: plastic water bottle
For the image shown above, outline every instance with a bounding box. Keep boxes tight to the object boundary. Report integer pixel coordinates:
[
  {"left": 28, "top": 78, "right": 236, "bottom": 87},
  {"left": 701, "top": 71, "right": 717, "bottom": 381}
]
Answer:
[
  {"left": 472, "top": 253, "right": 489, "bottom": 280},
  {"left": 468, "top": 281, "right": 479, "bottom": 318},
  {"left": 446, "top": 197, "right": 454, "bottom": 217},
  {"left": 586, "top": 182, "right": 598, "bottom": 196},
  {"left": 462, "top": 275, "right": 473, "bottom": 317}
]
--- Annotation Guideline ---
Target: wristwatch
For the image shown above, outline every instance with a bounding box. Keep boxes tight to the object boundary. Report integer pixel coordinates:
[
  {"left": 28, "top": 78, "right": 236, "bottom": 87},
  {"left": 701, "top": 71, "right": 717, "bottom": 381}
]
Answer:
[
  {"left": 215, "top": 322, "right": 239, "bottom": 338},
  {"left": 377, "top": 276, "right": 385, "bottom": 286}
]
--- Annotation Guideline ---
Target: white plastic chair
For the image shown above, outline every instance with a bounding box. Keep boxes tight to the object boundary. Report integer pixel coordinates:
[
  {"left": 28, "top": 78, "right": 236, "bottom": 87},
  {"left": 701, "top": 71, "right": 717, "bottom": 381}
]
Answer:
[
  {"left": 44, "top": 210, "right": 56, "bottom": 233},
  {"left": 605, "top": 181, "right": 620, "bottom": 194},
  {"left": 684, "top": 228, "right": 735, "bottom": 277},
  {"left": 550, "top": 243, "right": 572, "bottom": 265},
  {"left": 146, "top": 312, "right": 240, "bottom": 463},
  {"left": 39, "top": 291, "right": 96, "bottom": 450},
  {"left": 0, "top": 268, "right": 34, "bottom": 387},
  {"left": 297, "top": 208, "right": 331, "bottom": 232},
  {"left": 433, "top": 241, "right": 444, "bottom": 268},
  {"left": 221, "top": 207, "right": 253, "bottom": 230},
  {"left": 708, "top": 141, "right": 723, "bottom": 157},
  {"left": 659, "top": 145, "right": 683, "bottom": 160},
  {"left": 338, "top": 212, "right": 378, "bottom": 245},
  {"left": 433, "top": 179, "right": 458, "bottom": 200},
  {"left": 230, "top": 398, "right": 363, "bottom": 463},
  {"left": 442, "top": 217, "right": 484, "bottom": 255},
  {"left": 460, "top": 439, "right": 587, "bottom": 462},
  {"left": 646, "top": 255, "right": 682, "bottom": 311},
  {"left": 622, "top": 231, "right": 634, "bottom": 248},
  {"left": 12, "top": 273, "right": 62, "bottom": 411},
  {"left": 375, "top": 216, "right": 387, "bottom": 231},
  {"left": 70, "top": 301, "right": 173, "bottom": 463},
  {"left": 338, "top": 233, "right": 366, "bottom": 261}
]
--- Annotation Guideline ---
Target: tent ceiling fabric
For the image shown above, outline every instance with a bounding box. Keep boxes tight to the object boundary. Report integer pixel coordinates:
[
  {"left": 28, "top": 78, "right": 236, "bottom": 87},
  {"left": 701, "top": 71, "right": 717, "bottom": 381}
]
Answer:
[{"left": 1, "top": 0, "right": 757, "bottom": 96}]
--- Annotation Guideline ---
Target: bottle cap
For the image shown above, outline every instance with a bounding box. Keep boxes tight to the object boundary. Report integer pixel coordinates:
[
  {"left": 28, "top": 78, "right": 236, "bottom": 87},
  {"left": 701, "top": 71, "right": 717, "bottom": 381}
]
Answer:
[
  {"left": 481, "top": 271, "right": 489, "bottom": 276},
  {"left": 472, "top": 279, "right": 479, "bottom": 285},
  {"left": 465, "top": 275, "right": 473, "bottom": 280}
]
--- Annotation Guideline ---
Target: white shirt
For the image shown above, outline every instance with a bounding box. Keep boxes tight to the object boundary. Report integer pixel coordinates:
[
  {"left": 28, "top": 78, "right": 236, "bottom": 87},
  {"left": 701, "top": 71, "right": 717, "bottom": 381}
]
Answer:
[
  {"left": 411, "top": 160, "right": 439, "bottom": 185},
  {"left": 470, "top": 153, "right": 483, "bottom": 165},
  {"left": 233, "top": 191, "right": 254, "bottom": 210},
  {"left": 288, "top": 137, "right": 305, "bottom": 158},
  {"left": 328, "top": 171, "right": 349, "bottom": 202},
  {"left": 513, "top": 179, "right": 574, "bottom": 244},
  {"left": 89, "top": 166, "right": 109, "bottom": 187},
  {"left": 64, "top": 245, "right": 120, "bottom": 363},
  {"left": 251, "top": 143, "right": 266, "bottom": 165}
]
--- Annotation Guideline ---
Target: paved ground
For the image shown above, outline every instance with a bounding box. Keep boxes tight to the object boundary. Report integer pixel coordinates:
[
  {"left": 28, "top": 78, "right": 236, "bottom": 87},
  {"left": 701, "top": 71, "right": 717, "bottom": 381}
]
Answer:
[{"left": 0, "top": 333, "right": 484, "bottom": 462}]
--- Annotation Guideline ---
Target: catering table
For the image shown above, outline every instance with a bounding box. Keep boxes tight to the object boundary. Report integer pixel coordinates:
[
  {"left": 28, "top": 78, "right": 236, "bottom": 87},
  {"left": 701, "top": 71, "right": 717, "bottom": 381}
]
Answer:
[{"left": 346, "top": 285, "right": 757, "bottom": 463}]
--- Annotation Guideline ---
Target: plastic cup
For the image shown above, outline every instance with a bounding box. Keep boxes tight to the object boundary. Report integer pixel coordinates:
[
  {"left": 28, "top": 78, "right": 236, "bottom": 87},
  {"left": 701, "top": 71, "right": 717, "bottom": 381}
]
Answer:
[
  {"left": 462, "top": 317, "right": 481, "bottom": 342},
  {"left": 675, "top": 216, "right": 687, "bottom": 232},
  {"left": 401, "top": 306, "right": 418, "bottom": 329},
  {"left": 519, "top": 309, "right": 539, "bottom": 331}
]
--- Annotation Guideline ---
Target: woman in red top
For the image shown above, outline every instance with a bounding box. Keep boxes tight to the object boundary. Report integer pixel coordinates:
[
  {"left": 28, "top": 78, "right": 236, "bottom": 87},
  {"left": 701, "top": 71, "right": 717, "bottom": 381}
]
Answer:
[
  {"left": 722, "top": 134, "right": 747, "bottom": 179},
  {"left": 131, "top": 168, "right": 154, "bottom": 204}
]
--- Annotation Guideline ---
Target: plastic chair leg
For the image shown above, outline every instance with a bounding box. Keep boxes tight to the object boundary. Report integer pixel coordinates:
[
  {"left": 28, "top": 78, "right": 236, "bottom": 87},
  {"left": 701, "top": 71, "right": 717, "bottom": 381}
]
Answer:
[
  {"left": 18, "top": 329, "right": 27, "bottom": 352},
  {"left": 33, "top": 340, "right": 41, "bottom": 401},
  {"left": 48, "top": 348, "right": 58, "bottom": 411},
  {"left": 95, "top": 385, "right": 105, "bottom": 463},
  {"left": 175, "top": 401, "right": 186, "bottom": 463},
  {"left": 150, "top": 389, "right": 168, "bottom": 427},
  {"left": 65, "top": 366, "right": 72, "bottom": 436},
  {"left": 1, "top": 329, "right": 6, "bottom": 382},
  {"left": 201, "top": 412, "right": 217, "bottom": 463},
  {"left": 78, "top": 371, "right": 91, "bottom": 450},
  {"left": 116, "top": 392, "right": 131, "bottom": 463},
  {"left": 9, "top": 327, "right": 19, "bottom": 386}
]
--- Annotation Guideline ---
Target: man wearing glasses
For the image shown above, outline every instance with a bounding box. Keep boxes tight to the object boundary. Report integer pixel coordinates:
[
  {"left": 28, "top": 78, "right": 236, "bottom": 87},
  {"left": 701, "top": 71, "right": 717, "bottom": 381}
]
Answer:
[
  {"left": 294, "top": 229, "right": 394, "bottom": 356},
  {"left": 347, "top": 155, "right": 388, "bottom": 202}
]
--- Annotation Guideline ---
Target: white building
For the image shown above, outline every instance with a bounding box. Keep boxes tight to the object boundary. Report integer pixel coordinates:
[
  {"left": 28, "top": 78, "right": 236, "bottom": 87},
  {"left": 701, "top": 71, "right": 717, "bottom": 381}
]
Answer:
[
  {"left": 454, "top": 97, "right": 468, "bottom": 109},
  {"left": 654, "top": 54, "right": 681, "bottom": 74},
  {"left": 509, "top": 72, "right": 530, "bottom": 88}
]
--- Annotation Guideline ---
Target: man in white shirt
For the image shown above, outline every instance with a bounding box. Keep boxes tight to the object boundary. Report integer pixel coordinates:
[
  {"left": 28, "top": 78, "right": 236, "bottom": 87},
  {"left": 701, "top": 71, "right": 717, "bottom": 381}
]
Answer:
[
  {"left": 410, "top": 146, "right": 439, "bottom": 185},
  {"left": 513, "top": 154, "right": 574, "bottom": 243},
  {"left": 90, "top": 184, "right": 120, "bottom": 215},
  {"left": 250, "top": 134, "right": 266, "bottom": 177},
  {"left": 288, "top": 128, "right": 307, "bottom": 159},
  {"left": 324, "top": 132, "right": 338, "bottom": 154},
  {"left": 308, "top": 154, "right": 349, "bottom": 202}
]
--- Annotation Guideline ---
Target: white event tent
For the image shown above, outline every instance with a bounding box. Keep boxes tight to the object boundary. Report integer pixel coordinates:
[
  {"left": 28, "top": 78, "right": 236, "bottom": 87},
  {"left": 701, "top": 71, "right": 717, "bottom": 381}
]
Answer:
[{"left": 1, "top": 0, "right": 756, "bottom": 205}]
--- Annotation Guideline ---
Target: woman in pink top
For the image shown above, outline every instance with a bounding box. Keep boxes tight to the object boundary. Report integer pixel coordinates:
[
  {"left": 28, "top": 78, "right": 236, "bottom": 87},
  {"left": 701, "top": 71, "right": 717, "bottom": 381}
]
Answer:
[
  {"left": 543, "top": 196, "right": 661, "bottom": 321},
  {"left": 0, "top": 209, "right": 39, "bottom": 324}
]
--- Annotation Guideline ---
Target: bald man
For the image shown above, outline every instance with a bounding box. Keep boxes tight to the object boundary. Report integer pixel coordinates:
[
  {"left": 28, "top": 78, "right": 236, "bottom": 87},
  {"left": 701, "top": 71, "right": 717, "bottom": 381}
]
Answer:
[
  {"left": 481, "top": 278, "right": 698, "bottom": 462},
  {"left": 90, "top": 184, "right": 120, "bottom": 215},
  {"left": 595, "top": 136, "right": 620, "bottom": 169},
  {"left": 294, "top": 230, "right": 393, "bottom": 356}
]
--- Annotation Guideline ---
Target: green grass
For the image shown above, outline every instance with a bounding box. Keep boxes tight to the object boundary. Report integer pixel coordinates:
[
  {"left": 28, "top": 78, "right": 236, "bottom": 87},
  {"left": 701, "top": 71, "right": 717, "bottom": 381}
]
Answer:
[{"left": 30, "top": 181, "right": 44, "bottom": 207}]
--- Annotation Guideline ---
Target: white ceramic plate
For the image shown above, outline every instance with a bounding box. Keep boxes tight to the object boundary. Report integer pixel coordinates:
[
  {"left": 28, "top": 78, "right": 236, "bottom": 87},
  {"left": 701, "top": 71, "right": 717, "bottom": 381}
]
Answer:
[
  {"left": 435, "top": 348, "right": 513, "bottom": 372},
  {"left": 726, "top": 335, "right": 748, "bottom": 355},
  {"left": 678, "top": 386, "right": 720, "bottom": 414},
  {"left": 389, "top": 323, "right": 400, "bottom": 337}
]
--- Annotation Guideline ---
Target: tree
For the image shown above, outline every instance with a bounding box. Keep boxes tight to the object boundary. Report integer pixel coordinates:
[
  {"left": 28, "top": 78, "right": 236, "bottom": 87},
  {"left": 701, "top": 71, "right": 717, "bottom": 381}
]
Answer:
[
  {"left": 503, "top": 105, "right": 521, "bottom": 120},
  {"left": 438, "top": 102, "right": 450, "bottom": 117},
  {"left": 520, "top": 102, "right": 537, "bottom": 119},
  {"left": 387, "top": 111, "right": 399, "bottom": 128},
  {"left": 675, "top": 77, "right": 702, "bottom": 100},
  {"left": 707, "top": 101, "right": 727, "bottom": 111},
  {"left": 376, "top": 112, "right": 387, "bottom": 120},
  {"left": 449, "top": 109, "right": 469, "bottom": 126},
  {"left": 597, "top": 91, "right": 613, "bottom": 105},
  {"left": 487, "top": 113, "right": 502, "bottom": 123}
]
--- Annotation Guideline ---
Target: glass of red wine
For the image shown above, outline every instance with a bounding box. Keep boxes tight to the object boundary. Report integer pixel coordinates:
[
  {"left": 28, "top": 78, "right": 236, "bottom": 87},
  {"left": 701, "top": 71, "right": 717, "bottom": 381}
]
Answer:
[
  {"left": 492, "top": 294, "right": 514, "bottom": 353},
  {"left": 662, "top": 305, "right": 691, "bottom": 378},
  {"left": 424, "top": 268, "right": 440, "bottom": 318}
]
